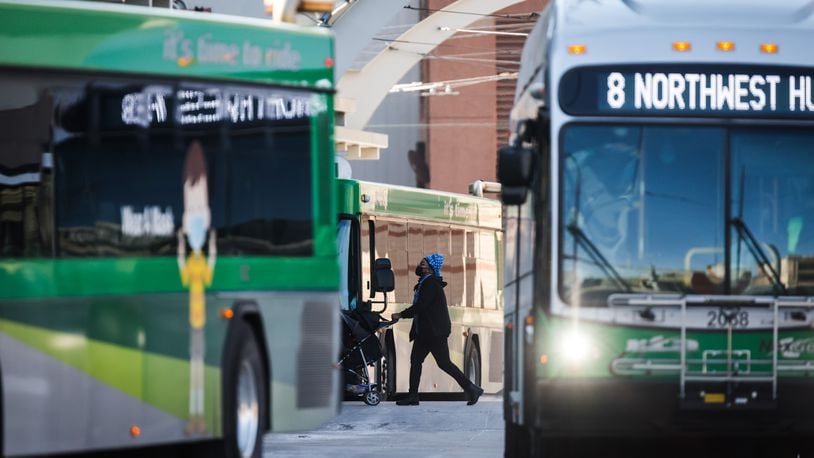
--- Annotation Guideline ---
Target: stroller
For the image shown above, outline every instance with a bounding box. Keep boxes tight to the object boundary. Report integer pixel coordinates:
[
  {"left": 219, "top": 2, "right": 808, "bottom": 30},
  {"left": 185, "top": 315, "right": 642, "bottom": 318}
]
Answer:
[{"left": 337, "top": 308, "right": 398, "bottom": 406}]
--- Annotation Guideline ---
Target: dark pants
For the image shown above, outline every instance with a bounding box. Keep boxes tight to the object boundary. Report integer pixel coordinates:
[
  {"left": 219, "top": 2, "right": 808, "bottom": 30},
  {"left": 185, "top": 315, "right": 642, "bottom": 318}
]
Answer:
[{"left": 409, "top": 335, "right": 470, "bottom": 394}]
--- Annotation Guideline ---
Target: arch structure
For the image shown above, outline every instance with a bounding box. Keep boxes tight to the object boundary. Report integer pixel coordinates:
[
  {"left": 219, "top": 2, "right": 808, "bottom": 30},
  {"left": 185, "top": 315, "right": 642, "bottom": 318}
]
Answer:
[{"left": 335, "top": 0, "right": 524, "bottom": 131}]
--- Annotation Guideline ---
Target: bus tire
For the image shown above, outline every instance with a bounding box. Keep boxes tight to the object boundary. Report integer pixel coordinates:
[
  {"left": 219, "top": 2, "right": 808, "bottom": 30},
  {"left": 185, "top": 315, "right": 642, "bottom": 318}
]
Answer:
[
  {"left": 464, "top": 337, "right": 481, "bottom": 388},
  {"left": 379, "top": 330, "right": 396, "bottom": 400},
  {"left": 222, "top": 318, "right": 267, "bottom": 458}
]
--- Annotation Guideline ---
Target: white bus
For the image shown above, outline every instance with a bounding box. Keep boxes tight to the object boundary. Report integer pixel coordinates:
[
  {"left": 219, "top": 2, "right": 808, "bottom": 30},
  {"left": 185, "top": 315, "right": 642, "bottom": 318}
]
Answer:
[
  {"left": 337, "top": 179, "right": 504, "bottom": 398},
  {"left": 499, "top": 1, "right": 814, "bottom": 456}
]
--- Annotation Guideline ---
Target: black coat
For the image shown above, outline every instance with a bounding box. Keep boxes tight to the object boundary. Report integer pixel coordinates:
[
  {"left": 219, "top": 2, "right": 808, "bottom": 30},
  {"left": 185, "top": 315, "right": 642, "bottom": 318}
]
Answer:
[{"left": 400, "top": 275, "right": 451, "bottom": 341}]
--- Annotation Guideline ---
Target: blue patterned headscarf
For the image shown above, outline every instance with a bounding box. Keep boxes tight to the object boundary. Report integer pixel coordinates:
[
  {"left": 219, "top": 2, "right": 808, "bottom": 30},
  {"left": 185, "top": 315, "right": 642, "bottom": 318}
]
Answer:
[{"left": 424, "top": 253, "right": 444, "bottom": 277}]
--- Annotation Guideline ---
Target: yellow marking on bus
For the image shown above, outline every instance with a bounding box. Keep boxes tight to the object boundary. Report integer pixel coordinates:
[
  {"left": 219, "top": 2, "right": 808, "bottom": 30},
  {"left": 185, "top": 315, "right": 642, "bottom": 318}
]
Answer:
[
  {"left": 567, "top": 44, "right": 587, "bottom": 55},
  {"left": 672, "top": 41, "right": 691, "bottom": 52},
  {"left": 177, "top": 56, "right": 194, "bottom": 67},
  {"left": 760, "top": 43, "right": 779, "bottom": 54},
  {"left": 717, "top": 41, "right": 735, "bottom": 52},
  {"left": 704, "top": 393, "right": 725, "bottom": 404}
]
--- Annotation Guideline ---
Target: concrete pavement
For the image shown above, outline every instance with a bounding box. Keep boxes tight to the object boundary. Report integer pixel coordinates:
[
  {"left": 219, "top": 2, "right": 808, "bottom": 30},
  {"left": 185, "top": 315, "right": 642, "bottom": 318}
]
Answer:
[{"left": 264, "top": 395, "right": 503, "bottom": 457}]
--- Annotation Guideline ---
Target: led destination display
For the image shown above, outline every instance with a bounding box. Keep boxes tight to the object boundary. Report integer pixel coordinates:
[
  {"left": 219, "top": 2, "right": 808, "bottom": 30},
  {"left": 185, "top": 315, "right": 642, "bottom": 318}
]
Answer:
[
  {"left": 76, "top": 84, "right": 317, "bottom": 132},
  {"left": 560, "top": 65, "right": 814, "bottom": 118}
]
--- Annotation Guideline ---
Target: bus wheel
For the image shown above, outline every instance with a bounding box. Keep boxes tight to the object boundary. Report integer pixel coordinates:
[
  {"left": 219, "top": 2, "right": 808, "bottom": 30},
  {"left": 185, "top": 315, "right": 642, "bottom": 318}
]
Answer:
[
  {"left": 223, "top": 319, "right": 267, "bottom": 458},
  {"left": 464, "top": 339, "right": 481, "bottom": 388},
  {"left": 379, "top": 332, "right": 396, "bottom": 400}
]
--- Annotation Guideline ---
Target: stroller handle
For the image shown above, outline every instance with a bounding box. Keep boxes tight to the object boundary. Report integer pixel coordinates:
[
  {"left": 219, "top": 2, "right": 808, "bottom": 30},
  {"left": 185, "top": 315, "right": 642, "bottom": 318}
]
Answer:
[{"left": 377, "top": 318, "right": 399, "bottom": 328}]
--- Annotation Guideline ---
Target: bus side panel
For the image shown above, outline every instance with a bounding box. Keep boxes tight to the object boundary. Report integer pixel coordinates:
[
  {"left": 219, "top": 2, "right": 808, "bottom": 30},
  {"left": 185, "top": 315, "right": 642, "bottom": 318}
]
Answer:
[
  {"left": 1, "top": 317, "right": 94, "bottom": 456},
  {"left": 253, "top": 291, "right": 339, "bottom": 433},
  {"left": 503, "top": 197, "right": 537, "bottom": 425},
  {"left": 374, "top": 218, "right": 504, "bottom": 394},
  {"left": 0, "top": 293, "right": 219, "bottom": 456}
]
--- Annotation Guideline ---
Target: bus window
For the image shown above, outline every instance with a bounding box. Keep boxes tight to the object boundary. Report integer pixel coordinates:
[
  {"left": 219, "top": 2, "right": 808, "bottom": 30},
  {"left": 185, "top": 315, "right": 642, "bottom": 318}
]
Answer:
[
  {"left": 423, "top": 225, "right": 438, "bottom": 255},
  {"left": 437, "top": 227, "right": 451, "bottom": 256},
  {"left": 408, "top": 222, "right": 423, "bottom": 255},
  {"left": 56, "top": 133, "right": 182, "bottom": 257},
  {"left": 731, "top": 128, "right": 814, "bottom": 295},
  {"left": 560, "top": 125, "right": 726, "bottom": 306},
  {"left": 479, "top": 231, "right": 495, "bottom": 261},
  {"left": 337, "top": 219, "right": 360, "bottom": 310},
  {"left": 374, "top": 220, "right": 389, "bottom": 259},
  {"left": 466, "top": 230, "right": 478, "bottom": 258},
  {"left": 54, "top": 82, "right": 314, "bottom": 258},
  {"left": 0, "top": 85, "right": 54, "bottom": 258},
  {"left": 447, "top": 229, "right": 466, "bottom": 307},
  {"left": 224, "top": 122, "right": 312, "bottom": 255},
  {"left": 383, "top": 221, "right": 407, "bottom": 303},
  {"left": 360, "top": 217, "right": 372, "bottom": 301},
  {"left": 464, "top": 230, "right": 479, "bottom": 307},
  {"left": 480, "top": 231, "right": 499, "bottom": 309}
]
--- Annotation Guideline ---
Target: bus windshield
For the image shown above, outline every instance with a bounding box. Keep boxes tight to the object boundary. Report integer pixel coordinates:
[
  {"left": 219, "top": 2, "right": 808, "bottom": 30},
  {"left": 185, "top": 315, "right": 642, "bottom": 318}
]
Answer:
[
  {"left": 0, "top": 75, "right": 315, "bottom": 259},
  {"left": 560, "top": 125, "right": 814, "bottom": 306}
]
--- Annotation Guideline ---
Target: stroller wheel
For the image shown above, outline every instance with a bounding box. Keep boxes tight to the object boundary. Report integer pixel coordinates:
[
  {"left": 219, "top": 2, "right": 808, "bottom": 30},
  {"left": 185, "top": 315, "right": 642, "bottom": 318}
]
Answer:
[{"left": 363, "top": 390, "right": 381, "bottom": 406}]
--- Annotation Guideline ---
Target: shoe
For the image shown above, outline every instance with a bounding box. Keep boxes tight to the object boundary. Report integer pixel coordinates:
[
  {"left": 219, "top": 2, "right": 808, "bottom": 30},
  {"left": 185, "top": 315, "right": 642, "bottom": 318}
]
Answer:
[
  {"left": 465, "top": 384, "right": 484, "bottom": 406},
  {"left": 396, "top": 394, "right": 419, "bottom": 406}
]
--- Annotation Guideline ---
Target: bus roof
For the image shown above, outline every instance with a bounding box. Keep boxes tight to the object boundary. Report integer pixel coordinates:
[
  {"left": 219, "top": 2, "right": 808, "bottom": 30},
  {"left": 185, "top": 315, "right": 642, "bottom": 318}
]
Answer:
[
  {"left": 0, "top": 0, "right": 334, "bottom": 89},
  {"left": 557, "top": 0, "right": 814, "bottom": 33},
  {"left": 337, "top": 179, "right": 502, "bottom": 230},
  {"left": 511, "top": 0, "right": 814, "bottom": 131},
  {"left": 551, "top": 0, "right": 814, "bottom": 69}
]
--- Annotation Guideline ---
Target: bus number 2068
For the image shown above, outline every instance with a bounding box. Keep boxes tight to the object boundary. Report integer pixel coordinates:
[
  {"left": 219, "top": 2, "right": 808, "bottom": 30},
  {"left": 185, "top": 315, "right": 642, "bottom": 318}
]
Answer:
[{"left": 707, "top": 309, "right": 749, "bottom": 328}]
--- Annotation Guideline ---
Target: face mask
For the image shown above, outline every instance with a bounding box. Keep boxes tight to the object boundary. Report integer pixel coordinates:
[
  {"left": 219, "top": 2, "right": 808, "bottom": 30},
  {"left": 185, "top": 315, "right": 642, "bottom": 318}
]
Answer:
[
  {"left": 187, "top": 215, "right": 207, "bottom": 251},
  {"left": 415, "top": 265, "right": 424, "bottom": 277}
]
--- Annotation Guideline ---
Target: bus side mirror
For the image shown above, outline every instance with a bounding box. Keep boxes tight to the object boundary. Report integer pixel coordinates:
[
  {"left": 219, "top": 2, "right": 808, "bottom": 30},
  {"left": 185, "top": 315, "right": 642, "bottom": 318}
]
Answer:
[
  {"left": 500, "top": 187, "right": 528, "bottom": 206},
  {"left": 498, "top": 144, "right": 534, "bottom": 205},
  {"left": 372, "top": 258, "right": 395, "bottom": 293}
]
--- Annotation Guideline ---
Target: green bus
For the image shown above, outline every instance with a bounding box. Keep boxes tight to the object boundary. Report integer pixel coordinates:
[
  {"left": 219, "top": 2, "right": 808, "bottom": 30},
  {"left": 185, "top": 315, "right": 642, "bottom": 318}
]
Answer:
[
  {"left": 0, "top": 1, "right": 339, "bottom": 456},
  {"left": 500, "top": 0, "right": 814, "bottom": 455},
  {"left": 336, "top": 178, "right": 504, "bottom": 398}
]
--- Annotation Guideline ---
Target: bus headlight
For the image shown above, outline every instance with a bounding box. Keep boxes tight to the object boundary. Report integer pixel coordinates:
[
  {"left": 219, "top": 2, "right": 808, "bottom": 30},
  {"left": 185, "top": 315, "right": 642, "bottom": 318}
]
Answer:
[{"left": 558, "top": 329, "right": 595, "bottom": 364}]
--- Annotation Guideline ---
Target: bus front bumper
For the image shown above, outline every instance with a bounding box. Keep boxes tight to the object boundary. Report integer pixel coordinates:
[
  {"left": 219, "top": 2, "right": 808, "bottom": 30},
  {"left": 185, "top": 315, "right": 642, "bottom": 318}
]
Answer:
[{"left": 533, "top": 378, "right": 814, "bottom": 437}]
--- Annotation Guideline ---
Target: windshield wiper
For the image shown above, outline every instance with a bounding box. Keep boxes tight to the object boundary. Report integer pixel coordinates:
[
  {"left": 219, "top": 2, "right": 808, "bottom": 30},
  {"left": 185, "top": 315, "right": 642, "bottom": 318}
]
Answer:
[
  {"left": 730, "top": 217, "right": 787, "bottom": 295},
  {"left": 566, "top": 223, "right": 632, "bottom": 293}
]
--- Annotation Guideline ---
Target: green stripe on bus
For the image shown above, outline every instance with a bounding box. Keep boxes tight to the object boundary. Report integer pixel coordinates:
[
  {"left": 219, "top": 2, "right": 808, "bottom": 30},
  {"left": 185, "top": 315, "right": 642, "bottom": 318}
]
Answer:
[
  {"left": 0, "top": 1, "right": 333, "bottom": 88},
  {"left": 0, "top": 256, "right": 339, "bottom": 299},
  {"left": 338, "top": 179, "right": 502, "bottom": 229},
  {"left": 1, "top": 318, "right": 220, "bottom": 423},
  {"left": 0, "top": 293, "right": 228, "bottom": 364}
]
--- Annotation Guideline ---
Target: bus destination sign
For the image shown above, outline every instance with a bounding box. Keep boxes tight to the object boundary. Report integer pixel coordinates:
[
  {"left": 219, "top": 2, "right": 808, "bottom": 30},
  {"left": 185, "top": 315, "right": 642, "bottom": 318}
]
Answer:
[{"left": 559, "top": 65, "right": 814, "bottom": 118}]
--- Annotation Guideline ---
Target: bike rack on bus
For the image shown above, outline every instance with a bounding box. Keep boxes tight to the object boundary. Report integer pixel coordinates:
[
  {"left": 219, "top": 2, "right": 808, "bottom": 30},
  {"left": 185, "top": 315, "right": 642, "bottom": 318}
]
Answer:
[{"left": 608, "top": 294, "right": 814, "bottom": 405}]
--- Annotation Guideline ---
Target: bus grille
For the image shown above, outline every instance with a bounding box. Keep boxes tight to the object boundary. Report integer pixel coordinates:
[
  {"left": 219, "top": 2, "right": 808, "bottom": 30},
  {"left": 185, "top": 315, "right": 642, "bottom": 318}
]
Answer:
[{"left": 297, "top": 301, "right": 335, "bottom": 408}]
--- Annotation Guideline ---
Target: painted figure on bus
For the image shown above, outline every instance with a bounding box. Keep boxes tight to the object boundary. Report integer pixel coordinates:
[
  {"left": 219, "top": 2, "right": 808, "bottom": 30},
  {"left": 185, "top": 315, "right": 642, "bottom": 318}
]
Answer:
[{"left": 177, "top": 140, "right": 217, "bottom": 435}]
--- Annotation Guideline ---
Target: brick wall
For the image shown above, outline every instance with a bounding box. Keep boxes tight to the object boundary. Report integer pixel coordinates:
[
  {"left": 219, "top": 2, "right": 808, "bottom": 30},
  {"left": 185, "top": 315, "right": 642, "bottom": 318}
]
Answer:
[{"left": 423, "top": 0, "right": 545, "bottom": 194}]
